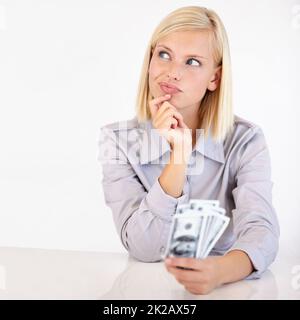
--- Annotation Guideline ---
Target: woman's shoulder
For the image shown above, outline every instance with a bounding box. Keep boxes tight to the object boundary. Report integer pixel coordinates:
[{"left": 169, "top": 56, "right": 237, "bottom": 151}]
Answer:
[
  {"left": 99, "top": 117, "right": 149, "bottom": 161},
  {"left": 224, "top": 115, "right": 268, "bottom": 156},
  {"left": 230, "top": 114, "right": 265, "bottom": 139},
  {"left": 233, "top": 114, "right": 261, "bottom": 131},
  {"left": 99, "top": 117, "right": 145, "bottom": 164},
  {"left": 100, "top": 116, "right": 142, "bottom": 132}
]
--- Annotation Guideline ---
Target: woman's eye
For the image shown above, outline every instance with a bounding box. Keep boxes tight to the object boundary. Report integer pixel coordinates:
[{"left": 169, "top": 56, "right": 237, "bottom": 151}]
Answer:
[
  {"left": 158, "top": 51, "right": 201, "bottom": 66},
  {"left": 158, "top": 51, "right": 169, "bottom": 59},
  {"left": 187, "top": 58, "right": 201, "bottom": 66}
]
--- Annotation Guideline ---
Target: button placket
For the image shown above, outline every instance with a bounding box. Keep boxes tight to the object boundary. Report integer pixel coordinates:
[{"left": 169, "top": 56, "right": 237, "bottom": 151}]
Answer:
[{"left": 183, "top": 175, "right": 190, "bottom": 199}]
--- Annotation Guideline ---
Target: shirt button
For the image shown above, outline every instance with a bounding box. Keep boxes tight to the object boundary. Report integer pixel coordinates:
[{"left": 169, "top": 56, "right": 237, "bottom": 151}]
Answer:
[{"left": 160, "top": 246, "right": 165, "bottom": 254}]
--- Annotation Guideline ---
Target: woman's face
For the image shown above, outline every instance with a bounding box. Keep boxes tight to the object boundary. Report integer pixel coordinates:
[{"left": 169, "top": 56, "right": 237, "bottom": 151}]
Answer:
[{"left": 148, "top": 30, "right": 221, "bottom": 111}]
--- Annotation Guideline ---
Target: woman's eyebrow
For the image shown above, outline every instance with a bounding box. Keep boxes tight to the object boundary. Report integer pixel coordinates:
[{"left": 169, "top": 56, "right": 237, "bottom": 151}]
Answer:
[{"left": 156, "top": 44, "right": 208, "bottom": 59}]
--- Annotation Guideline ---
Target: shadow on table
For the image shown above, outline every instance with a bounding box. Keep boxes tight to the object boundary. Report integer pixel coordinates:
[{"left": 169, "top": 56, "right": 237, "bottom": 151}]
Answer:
[{"left": 98, "top": 256, "right": 278, "bottom": 300}]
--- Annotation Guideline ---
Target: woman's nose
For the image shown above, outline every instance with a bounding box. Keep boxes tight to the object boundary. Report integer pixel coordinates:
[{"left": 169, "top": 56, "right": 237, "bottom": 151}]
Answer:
[{"left": 167, "top": 63, "right": 182, "bottom": 80}]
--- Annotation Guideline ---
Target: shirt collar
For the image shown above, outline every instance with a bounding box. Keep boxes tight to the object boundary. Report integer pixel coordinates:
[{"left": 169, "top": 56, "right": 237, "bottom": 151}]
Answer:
[
  {"left": 138, "top": 119, "right": 225, "bottom": 165},
  {"left": 195, "top": 126, "right": 225, "bottom": 164}
]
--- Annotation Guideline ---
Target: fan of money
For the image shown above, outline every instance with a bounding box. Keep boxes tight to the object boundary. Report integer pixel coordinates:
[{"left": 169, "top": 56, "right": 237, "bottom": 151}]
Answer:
[{"left": 163, "top": 199, "right": 230, "bottom": 259}]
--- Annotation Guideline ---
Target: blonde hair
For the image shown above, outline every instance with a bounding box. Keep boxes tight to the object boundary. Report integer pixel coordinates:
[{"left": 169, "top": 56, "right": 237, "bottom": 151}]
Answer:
[{"left": 135, "top": 6, "right": 234, "bottom": 142}]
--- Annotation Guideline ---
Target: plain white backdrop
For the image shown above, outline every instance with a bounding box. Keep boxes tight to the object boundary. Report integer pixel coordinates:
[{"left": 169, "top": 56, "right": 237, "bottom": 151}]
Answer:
[{"left": 0, "top": 0, "right": 299, "bottom": 259}]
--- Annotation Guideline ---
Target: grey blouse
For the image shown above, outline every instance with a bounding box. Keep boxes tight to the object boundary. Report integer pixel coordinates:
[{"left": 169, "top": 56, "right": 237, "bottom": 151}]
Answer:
[{"left": 97, "top": 115, "right": 280, "bottom": 280}]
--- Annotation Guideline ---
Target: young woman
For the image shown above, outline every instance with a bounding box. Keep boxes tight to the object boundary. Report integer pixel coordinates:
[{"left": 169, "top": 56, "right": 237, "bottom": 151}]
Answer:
[{"left": 98, "top": 6, "right": 280, "bottom": 295}]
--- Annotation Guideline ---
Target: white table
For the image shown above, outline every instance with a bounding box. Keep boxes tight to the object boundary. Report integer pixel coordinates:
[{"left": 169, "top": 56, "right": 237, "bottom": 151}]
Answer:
[{"left": 0, "top": 247, "right": 299, "bottom": 299}]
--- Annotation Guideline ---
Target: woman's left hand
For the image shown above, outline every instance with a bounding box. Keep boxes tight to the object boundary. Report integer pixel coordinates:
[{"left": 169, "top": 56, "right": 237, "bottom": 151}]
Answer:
[{"left": 165, "top": 256, "right": 224, "bottom": 295}]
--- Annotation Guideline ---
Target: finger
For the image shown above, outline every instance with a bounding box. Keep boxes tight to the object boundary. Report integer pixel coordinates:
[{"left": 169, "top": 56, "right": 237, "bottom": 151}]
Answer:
[
  {"left": 154, "top": 100, "right": 188, "bottom": 130},
  {"left": 157, "top": 106, "right": 185, "bottom": 129},
  {"left": 166, "top": 117, "right": 178, "bottom": 130},
  {"left": 171, "top": 112, "right": 184, "bottom": 129},
  {"left": 155, "top": 102, "right": 171, "bottom": 119},
  {"left": 148, "top": 94, "right": 171, "bottom": 118},
  {"left": 167, "top": 266, "right": 200, "bottom": 284},
  {"left": 167, "top": 117, "right": 178, "bottom": 130},
  {"left": 176, "top": 116, "right": 187, "bottom": 129},
  {"left": 157, "top": 117, "right": 178, "bottom": 132},
  {"left": 156, "top": 109, "right": 178, "bottom": 127},
  {"left": 161, "top": 104, "right": 186, "bottom": 129},
  {"left": 169, "top": 110, "right": 186, "bottom": 128},
  {"left": 167, "top": 266, "right": 208, "bottom": 287},
  {"left": 185, "top": 283, "right": 212, "bottom": 295},
  {"left": 166, "top": 257, "right": 205, "bottom": 271},
  {"left": 184, "top": 284, "right": 204, "bottom": 295},
  {"left": 154, "top": 114, "right": 176, "bottom": 131},
  {"left": 155, "top": 101, "right": 173, "bottom": 120},
  {"left": 156, "top": 101, "right": 178, "bottom": 116}
]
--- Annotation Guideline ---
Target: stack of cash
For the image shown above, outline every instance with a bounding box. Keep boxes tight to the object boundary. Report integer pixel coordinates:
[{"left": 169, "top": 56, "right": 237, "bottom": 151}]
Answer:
[{"left": 163, "top": 199, "right": 230, "bottom": 259}]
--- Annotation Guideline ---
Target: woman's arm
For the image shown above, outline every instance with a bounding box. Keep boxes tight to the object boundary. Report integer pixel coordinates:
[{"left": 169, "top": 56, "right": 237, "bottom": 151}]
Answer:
[
  {"left": 99, "top": 125, "right": 190, "bottom": 263},
  {"left": 225, "top": 127, "right": 280, "bottom": 279},
  {"left": 158, "top": 145, "right": 189, "bottom": 198},
  {"left": 165, "top": 126, "right": 279, "bottom": 294},
  {"left": 218, "top": 250, "right": 254, "bottom": 284},
  {"left": 99, "top": 95, "right": 193, "bottom": 263}
]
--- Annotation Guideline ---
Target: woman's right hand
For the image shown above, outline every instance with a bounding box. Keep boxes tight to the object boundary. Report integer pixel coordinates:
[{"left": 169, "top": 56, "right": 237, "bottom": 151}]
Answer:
[{"left": 148, "top": 94, "right": 192, "bottom": 157}]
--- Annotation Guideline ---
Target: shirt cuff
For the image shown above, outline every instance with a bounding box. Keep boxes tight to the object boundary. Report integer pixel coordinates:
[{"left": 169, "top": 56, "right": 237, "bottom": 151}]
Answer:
[
  {"left": 225, "top": 242, "right": 266, "bottom": 280},
  {"left": 145, "top": 177, "right": 188, "bottom": 222}
]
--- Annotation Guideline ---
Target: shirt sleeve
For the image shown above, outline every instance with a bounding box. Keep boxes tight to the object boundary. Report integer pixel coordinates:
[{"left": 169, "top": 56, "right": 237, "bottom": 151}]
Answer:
[
  {"left": 98, "top": 127, "right": 189, "bottom": 262},
  {"left": 225, "top": 127, "right": 280, "bottom": 280}
]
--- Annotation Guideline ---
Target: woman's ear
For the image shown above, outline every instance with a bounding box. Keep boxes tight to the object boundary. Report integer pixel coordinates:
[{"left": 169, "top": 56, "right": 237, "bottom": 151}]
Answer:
[{"left": 207, "top": 66, "right": 222, "bottom": 91}]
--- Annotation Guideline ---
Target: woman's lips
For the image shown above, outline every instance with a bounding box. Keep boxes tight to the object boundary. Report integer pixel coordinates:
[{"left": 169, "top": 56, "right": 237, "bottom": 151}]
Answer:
[{"left": 159, "top": 84, "right": 181, "bottom": 94}]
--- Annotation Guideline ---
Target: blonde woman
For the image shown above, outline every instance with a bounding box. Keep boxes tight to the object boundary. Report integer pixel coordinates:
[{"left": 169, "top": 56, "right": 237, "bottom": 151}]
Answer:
[{"left": 98, "top": 6, "right": 279, "bottom": 295}]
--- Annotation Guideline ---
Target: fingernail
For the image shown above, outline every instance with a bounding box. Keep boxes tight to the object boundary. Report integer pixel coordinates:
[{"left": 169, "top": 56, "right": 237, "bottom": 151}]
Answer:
[{"left": 165, "top": 94, "right": 171, "bottom": 98}]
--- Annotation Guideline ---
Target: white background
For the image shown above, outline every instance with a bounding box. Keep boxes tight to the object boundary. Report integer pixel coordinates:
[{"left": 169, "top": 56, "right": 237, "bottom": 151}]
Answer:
[{"left": 0, "top": 0, "right": 299, "bottom": 257}]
